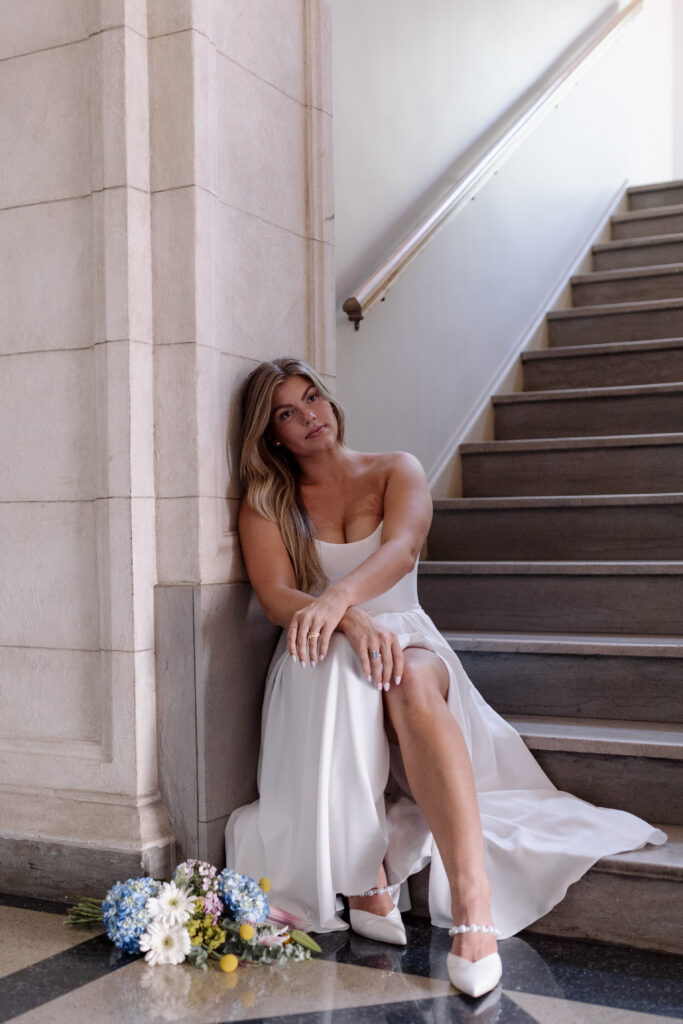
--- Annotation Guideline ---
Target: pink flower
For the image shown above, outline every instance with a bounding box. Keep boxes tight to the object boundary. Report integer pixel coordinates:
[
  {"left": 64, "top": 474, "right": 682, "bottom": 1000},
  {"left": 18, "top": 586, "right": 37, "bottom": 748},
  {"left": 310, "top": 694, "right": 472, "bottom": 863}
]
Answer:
[{"left": 202, "top": 892, "right": 223, "bottom": 924}]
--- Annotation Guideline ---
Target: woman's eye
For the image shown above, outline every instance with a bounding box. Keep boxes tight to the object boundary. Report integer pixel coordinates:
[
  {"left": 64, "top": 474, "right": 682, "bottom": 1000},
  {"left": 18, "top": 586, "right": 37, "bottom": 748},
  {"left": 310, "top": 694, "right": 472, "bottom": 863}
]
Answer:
[
  {"left": 279, "top": 409, "right": 292, "bottom": 421},
  {"left": 307, "top": 391, "right": 320, "bottom": 402}
]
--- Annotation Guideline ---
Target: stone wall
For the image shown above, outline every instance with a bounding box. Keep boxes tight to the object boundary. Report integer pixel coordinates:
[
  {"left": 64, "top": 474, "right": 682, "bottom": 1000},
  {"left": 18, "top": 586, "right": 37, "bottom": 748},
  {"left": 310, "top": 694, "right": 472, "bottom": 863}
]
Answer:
[{"left": 0, "top": 0, "right": 334, "bottom": 895}]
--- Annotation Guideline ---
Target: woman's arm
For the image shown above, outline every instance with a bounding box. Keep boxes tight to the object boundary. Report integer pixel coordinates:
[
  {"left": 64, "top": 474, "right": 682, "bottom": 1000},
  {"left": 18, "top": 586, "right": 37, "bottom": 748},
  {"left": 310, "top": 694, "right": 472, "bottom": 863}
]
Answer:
[{"left": 240, "top": 452, "right": 431, "bottom": 683}]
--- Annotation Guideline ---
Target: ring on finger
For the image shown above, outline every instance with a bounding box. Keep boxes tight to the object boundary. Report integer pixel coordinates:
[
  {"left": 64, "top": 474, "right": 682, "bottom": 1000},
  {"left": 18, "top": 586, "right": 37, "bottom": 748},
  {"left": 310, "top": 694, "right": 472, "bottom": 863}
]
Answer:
[
  {"left": 371, "top": 650, "right": 380, "bottom": 659},
  {"left": 308, "top": 632, "right": 320, "bottom": 641}
]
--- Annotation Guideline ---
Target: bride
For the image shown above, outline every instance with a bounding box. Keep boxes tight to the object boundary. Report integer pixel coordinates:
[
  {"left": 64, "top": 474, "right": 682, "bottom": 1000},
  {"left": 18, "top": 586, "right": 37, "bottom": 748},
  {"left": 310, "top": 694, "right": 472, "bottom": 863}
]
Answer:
[{"left": 225, "top": 357, "right": 666, "bottom": 998}]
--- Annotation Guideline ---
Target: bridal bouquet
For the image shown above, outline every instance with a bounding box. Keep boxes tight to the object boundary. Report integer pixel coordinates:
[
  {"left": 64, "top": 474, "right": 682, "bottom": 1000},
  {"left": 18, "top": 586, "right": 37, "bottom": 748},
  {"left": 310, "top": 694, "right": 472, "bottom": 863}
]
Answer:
[{"left": 66, "top": 859, "right": 320, "bottom": 970}]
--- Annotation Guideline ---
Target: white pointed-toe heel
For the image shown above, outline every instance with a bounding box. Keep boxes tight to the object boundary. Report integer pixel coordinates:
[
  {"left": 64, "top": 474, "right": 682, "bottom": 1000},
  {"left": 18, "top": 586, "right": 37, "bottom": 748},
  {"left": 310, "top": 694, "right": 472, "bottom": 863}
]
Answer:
[
  {"left": 348, "top": 884, "right": 407, "bottom": 946},
  {"left": 447, "top": 924, "right": 502, "bottom": 998}
]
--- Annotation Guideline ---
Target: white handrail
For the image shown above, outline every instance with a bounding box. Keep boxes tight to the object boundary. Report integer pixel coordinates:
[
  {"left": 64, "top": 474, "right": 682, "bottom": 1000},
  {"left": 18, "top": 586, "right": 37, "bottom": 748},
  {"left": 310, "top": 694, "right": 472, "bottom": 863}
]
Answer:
[{"left": 342, "top": 0, "right": 643, "bottom": 328}]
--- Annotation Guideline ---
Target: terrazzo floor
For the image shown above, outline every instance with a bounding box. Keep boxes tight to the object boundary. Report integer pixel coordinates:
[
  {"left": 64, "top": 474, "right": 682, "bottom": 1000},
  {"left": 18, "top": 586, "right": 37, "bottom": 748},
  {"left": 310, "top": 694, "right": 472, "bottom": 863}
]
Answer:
[{"left": 1, "top": 894, "right": 681, "bottom": 1024}]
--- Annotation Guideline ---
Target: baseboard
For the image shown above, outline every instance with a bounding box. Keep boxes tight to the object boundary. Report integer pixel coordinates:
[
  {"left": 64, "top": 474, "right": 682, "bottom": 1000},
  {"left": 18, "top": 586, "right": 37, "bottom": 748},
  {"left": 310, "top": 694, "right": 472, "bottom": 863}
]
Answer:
[{"left": 427, "top": 179, "right": 629, "bottom": 498}]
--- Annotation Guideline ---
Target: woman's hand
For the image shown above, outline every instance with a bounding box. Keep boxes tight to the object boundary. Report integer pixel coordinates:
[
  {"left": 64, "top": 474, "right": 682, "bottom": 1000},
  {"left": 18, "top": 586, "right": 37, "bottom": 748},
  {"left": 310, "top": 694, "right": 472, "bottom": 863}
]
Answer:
[
  {"left": 338, "top": 607, "right": 404, "bottom": 691},
  {"left": 287, "top": 588, "right": 350, "bottom": 667}
]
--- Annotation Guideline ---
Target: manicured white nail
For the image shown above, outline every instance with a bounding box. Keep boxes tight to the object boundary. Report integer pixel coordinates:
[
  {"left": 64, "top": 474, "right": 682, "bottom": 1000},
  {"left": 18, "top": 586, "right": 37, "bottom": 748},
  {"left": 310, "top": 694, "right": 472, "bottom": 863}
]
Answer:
[
  {"left": 300, "top": 660, "right": 306, "bottom": 668},
  {"left": 383, "top": 682, "right": 390, "bottom": 691},
  {"left": 395, "top": 676, "right": 401, "bottom": 686},
  {"left": 291, "top": 654, "right": 297, "bottom": 663},
  {"left": 376, "top": 682, "right": 383, "bottom": 691},
  {"left": 311, "top": 660, "right": 316, "bottom": 666},
  {"left": 367, "top": 676, "right": 373, "bottom": 683}
]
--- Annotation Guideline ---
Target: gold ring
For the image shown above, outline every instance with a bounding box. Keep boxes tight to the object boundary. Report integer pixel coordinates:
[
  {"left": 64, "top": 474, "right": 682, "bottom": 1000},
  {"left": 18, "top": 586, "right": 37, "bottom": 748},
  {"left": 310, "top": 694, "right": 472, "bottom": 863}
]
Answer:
[{"left": 308, "top": 632, "right": 320, "bottom": 640}]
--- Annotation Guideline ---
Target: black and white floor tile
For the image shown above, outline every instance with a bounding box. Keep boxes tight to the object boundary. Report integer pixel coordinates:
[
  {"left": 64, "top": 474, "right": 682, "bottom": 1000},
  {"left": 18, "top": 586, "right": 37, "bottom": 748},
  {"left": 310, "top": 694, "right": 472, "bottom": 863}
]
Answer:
[{"left": 1, "top": 895, "right": 681, "bottom": 1023}]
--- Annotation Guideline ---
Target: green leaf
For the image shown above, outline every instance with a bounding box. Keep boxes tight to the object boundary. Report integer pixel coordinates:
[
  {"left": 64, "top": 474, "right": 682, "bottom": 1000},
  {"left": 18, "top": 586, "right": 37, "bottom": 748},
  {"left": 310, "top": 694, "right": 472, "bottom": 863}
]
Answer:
[{"left": 290, "top": 929, "right": 322, "bottom": 954}]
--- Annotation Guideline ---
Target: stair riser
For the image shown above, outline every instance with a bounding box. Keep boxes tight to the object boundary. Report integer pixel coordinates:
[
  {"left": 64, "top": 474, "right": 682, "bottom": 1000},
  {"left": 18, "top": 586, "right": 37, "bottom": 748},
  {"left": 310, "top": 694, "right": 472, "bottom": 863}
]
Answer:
[
  {"left": 593, "top": 238, "right": 683, "bottom": 271},
  {"left": 522, "top": 346, "right": 683, "bottom": 390},
  {"left": 461, "top": 444, "right": 683, "bottom": 496},
  {"left": 629, "top": 185, "right": 683, "bottom": 210},
  {"left": 410, "top": 865, "right": 683, "bottom": 953},
  {"left": 454, "top": 650, "right": 683, "bottom": 724},
  {"left": 612, "top": 211, "right": 683, "bottom": 240},
  {"left": 548, "top": 306, "right": 683, "bottom": 347},
  {"left": 429, "top": 506, "right": 683, "bottom": 560},
  {"left": 572, "top": 272, "right": 683, "bottom": 306},
  {"left": 419, "top": 572, "right": 683, "bottom": 635},
  {"left": 527, "top": 871, "right": 683, "bottom": 954},
  {"left": 495, "top": 391, "right": 683, "bottom": 441},
  {"left": 532, "top": 750, "right": 682, "bottom": 825}
]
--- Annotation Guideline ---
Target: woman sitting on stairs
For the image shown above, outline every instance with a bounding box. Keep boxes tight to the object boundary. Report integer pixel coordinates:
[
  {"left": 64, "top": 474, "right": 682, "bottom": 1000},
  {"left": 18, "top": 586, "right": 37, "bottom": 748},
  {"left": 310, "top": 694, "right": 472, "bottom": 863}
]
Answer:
[{"left": 225, "top": 356, "right": 667, "bottom": 999}]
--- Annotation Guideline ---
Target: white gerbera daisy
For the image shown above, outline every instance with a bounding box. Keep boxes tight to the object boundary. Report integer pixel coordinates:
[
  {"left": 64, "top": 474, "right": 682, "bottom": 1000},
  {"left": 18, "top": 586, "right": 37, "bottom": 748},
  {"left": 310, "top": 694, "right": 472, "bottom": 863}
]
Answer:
[
  {"left": 147, "top": 881, "right": 195, "bottom": 927},
  {"left": 139, "top": 922, "right": 191, "bottom": 966}
]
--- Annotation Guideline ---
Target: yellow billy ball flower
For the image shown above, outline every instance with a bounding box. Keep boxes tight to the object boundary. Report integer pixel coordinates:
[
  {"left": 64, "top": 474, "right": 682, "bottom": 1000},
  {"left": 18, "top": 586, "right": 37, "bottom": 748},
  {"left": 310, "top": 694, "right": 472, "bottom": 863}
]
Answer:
[
  {"left": 219, "top": 953, "right": 239, "bottom": 973},
  {"left": 239, "top": 923, "right": 255, "bottom": 941},
  {"left": 259, "top": 877, "right": 271, "bottom": 893}
]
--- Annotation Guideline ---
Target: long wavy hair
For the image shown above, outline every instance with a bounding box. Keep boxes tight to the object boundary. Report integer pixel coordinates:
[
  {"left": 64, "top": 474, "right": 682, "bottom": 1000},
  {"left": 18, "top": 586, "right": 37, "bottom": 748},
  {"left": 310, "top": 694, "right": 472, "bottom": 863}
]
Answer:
[{"left": 239, "top": 357, "right": 346, "bottom": 592}]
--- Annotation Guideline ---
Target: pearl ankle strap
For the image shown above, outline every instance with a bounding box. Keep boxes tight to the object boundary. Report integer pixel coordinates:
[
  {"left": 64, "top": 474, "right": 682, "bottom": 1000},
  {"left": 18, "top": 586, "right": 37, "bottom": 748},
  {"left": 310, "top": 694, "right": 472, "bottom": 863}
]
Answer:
[
  {"left": 352, "top": 884, "right": 398, "bottom": 898},
  {"left": 449, "top": 923, "right": 501, "bottom": 937}
]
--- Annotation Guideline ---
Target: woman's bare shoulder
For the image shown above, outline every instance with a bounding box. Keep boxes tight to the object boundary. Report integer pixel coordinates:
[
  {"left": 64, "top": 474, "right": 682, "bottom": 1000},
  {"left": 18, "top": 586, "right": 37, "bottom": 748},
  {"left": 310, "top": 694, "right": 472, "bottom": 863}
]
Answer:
[{"left": 354, "top": 449, "right": 425, "bottom": 475}]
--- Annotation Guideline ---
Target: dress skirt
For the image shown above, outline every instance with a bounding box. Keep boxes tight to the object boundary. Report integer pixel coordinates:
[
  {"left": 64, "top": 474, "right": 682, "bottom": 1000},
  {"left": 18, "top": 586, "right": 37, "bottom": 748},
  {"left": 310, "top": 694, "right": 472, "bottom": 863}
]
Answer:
[{"left": 226, "top": 524, "right": 667, "bottom": 935}]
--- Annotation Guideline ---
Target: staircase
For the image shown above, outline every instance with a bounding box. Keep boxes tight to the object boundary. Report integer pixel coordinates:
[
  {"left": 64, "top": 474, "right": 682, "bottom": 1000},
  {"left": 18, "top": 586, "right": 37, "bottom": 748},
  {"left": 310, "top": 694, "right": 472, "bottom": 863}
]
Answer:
[{"left": 418, "top": 179, "right": 683, "bottom": 955}]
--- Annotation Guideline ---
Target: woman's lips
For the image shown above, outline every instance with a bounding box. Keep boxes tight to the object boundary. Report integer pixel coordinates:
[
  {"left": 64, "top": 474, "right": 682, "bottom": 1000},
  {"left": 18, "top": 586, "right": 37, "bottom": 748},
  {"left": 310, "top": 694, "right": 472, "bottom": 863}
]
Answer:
[{"left": 306, "top": 424, "right": 326, "bottom": 439}]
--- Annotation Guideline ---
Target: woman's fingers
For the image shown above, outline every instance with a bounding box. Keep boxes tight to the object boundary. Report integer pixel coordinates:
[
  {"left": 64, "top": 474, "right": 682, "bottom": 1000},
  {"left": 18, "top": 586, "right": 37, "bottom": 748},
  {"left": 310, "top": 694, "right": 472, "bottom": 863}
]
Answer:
[
  {"left": 369, "top": 641, "right": 384, "bottom": 689},
  {"left": 391, "top": 637, "right": 404, "bottom": 685}
]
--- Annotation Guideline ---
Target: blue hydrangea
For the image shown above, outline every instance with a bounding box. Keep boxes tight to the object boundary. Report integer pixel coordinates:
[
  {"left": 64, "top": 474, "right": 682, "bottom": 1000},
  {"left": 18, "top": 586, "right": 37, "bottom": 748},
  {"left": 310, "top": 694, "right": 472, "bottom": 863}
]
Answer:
[
  {"left": 217, "top": 869, "right": 269, "bottom": 924},
  {"left": 102, "top": 877, "right": 161, "bottom": 953}
]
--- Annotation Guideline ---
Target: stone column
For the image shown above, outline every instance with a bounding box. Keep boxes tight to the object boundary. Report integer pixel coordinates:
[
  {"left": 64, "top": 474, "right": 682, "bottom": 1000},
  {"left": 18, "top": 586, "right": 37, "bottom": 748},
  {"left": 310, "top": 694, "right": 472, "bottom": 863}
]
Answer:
[{"left": 149, "top": 0, "right": 335, "bottom": 866}]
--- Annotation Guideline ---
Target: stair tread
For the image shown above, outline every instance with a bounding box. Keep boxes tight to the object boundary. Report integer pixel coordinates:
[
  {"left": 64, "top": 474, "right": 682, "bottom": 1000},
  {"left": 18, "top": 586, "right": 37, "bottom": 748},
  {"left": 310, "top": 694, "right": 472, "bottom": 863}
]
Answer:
[
  {"left": 592, "top": 824, "right": 683, "bottom": 879},
  {"left": 522, "top": 337, "right": 683, "bottom": 361},
  {"left": 572, "top": 262, "right": 683, "bottom": 286},
  {"left": 420, "top": 560, "right": 683, "bottom": 575},
  {"left": 612, "top": 202, "right": 683, "bottom": 223},
  {"left": 461, "top": 431, "right": 683, "bottom": 453},
  {"left": 593, "top": 231, "right": 683, "bottom": 253},
  {"left": 628, "top": 178, "right": 683, "bottom": 195},
  {"left": 442, "top": 630, "right": 683, "bottom": 657},
  {"left": 433, "top": 493, "right": 683, "bottom": 509},
  {"left": 507, "top": 716, "right": 683, "bottom": 758},
  {"left": 494, "top": 380, "right": 683, "bottom": 405},
  {"left": 548, "top": 296, "right": 683, "bottom": 320}
]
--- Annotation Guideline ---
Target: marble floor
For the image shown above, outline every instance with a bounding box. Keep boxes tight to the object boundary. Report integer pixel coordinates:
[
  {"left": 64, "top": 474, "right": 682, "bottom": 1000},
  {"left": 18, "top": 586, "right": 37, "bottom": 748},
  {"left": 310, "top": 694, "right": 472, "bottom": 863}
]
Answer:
[{"left": 1, "top": 894, "right": 681, "bottom": 1024}]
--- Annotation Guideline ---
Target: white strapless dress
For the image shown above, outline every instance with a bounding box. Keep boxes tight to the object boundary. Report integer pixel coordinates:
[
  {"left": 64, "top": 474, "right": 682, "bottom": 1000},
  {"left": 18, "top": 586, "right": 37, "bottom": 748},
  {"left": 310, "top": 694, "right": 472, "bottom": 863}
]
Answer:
[{"left": 226, "top": 523, "right": 667, "bottom": 936}]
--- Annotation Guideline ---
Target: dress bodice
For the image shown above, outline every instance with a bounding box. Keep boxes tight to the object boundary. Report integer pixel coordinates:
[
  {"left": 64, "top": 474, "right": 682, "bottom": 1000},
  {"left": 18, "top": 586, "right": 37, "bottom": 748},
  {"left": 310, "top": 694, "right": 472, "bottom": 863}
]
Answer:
[{"left": 315, "top": 521, "right": 420, "bottom": 616}]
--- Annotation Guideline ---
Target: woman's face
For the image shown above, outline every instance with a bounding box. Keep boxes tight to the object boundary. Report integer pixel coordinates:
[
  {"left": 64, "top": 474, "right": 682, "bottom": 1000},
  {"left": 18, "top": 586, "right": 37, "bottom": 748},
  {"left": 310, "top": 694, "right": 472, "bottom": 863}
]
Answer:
[{"left": 269, "top": 375, "right": 338, "bottom": 457}]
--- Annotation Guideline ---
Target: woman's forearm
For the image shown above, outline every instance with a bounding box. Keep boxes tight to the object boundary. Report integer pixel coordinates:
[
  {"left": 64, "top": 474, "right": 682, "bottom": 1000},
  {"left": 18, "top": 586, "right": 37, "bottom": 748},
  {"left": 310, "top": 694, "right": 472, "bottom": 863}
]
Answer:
[{"left": 327, "top": 536, "right": 417, "bottom": 609}]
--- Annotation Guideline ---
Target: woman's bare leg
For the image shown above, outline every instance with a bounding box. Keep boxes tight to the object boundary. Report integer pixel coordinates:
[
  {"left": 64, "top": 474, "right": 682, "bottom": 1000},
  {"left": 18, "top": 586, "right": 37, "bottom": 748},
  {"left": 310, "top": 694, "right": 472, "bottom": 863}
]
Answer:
[
  {"left": 383, "top": 648, "right": 497, "bottom": 961},
  {"left": 348, "top": 863, "right": 394, "bottom": 917}
]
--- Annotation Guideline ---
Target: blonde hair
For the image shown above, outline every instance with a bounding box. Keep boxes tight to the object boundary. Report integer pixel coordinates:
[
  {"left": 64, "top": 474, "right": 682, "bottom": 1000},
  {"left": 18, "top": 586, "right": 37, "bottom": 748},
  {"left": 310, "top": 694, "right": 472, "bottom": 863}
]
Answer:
[{"left": 239, "top": 358, "right": 345, "bottom": 592}]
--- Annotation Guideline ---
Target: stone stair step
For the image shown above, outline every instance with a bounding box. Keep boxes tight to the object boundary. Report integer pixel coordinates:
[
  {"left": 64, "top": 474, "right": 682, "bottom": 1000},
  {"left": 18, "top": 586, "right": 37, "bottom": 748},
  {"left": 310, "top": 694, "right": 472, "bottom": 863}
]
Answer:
[
  {"left": 522, "top": 337, "right": 683, "bottom": 390},
  {"left": 443, "top": 630, "right": 683, "bottom": 723},
  {"left": 429, "top": 494, "right": 683, "bottom": 560},
  {"left": 461, "top": 433, "right": 683, "bottom": 497},
  {"left": 418, "top": 560, "right": 683, "bottom": 635},
  {"left": 571, "top": 264, "right": 683, "bottom": 306},
  {"left": 628, "top": 179, "right": 683, "bottom": 210},
  {"left": 592, "top": 233, "right": 683, "bottom": 271},
  {"left": 611, "top": 204, "right": 683, "bottom": 240},
  {"left": 547, "top": 297, "right": 683, "bottom": 347},
  {"left": 508, "top": 716, "right": 683, "bottom": 825},
  {"left": 527, "top": 824, "right": 683, "bottom": 953},
  {"left": 409, "top": 825, "right": 683, "bottom": 953},
  {"left": 493, "top": 382, "right": 683, "bottom": 440}
]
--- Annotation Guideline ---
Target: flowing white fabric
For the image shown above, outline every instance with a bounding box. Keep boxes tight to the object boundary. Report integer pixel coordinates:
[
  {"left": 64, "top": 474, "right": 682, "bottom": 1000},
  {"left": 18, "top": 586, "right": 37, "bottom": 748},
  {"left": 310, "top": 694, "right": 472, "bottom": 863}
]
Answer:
[{"left": 226, "top": 523, "right": 667, "bottom": 936}]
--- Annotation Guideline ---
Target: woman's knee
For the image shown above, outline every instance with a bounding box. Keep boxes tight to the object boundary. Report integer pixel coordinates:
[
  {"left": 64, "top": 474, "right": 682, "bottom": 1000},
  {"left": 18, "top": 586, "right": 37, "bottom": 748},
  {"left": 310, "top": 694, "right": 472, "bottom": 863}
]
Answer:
[{"left": 383, "top": 649, "right": 447, "bottom": 722}]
